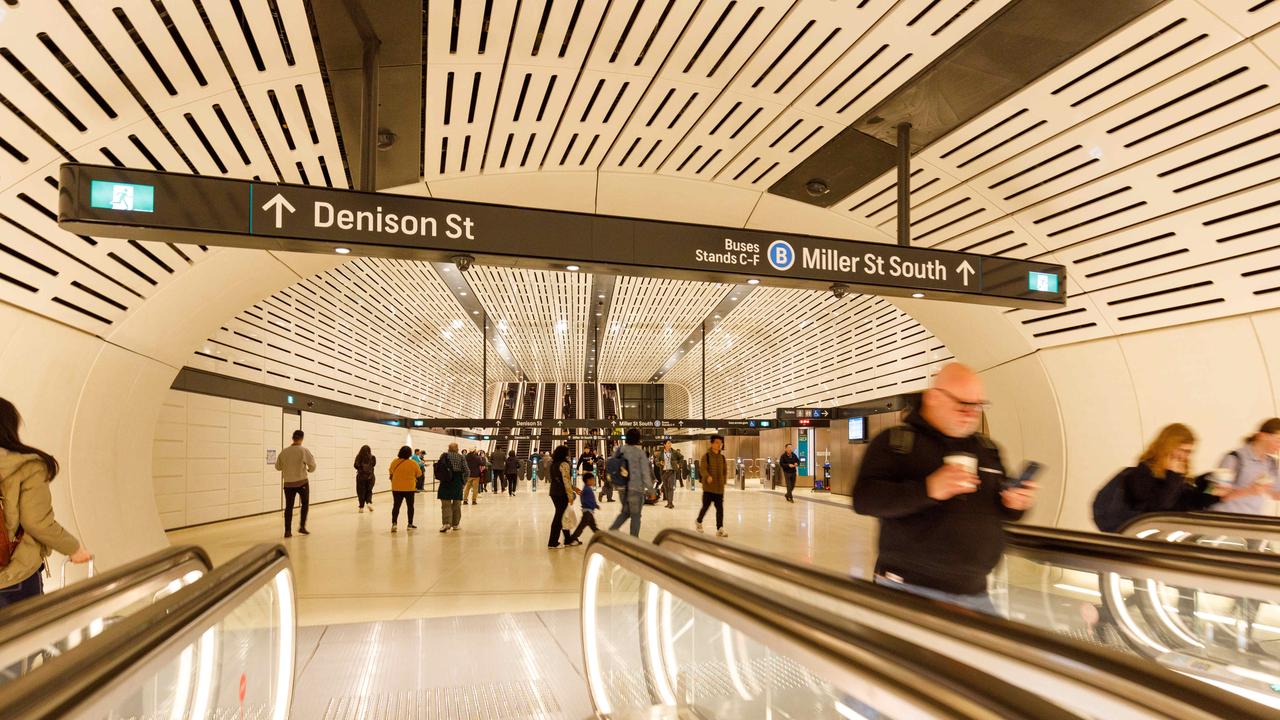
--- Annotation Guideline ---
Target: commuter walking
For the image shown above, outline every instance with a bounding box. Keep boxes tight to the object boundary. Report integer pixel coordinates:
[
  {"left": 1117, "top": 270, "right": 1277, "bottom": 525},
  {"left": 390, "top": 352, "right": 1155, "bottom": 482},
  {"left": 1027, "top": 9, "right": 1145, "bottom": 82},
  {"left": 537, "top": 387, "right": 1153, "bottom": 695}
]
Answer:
[
  {"left": 0, "top": 398, "right": 92, "bottom": 608},
  {"left": 1209, "top": 418, "right": 1280, "bottom": 515},
  {"left": 1092, "top": 423, "right": 1221, "bottom": 531},
  {"left": 547, "top": 445, "right": 575, "bottom": 549},
  {"left": 658, "top": 440, "right": 681, "bottom": 509},
  {"left": 504, "top": 450, "right": 519, "bottom": 496},
  {"left": 353, "top": 445, "right": 376, "bottom": 512},
  {"left": 779, "top": 444, "right": 800, "bottom": 502},
  {"left": 438, "top": 443, "right": 466, "bottom": 532},
  {"left": 412, "top": 449, "right": 427, "bottom": 492},
  {"left": 608, "top": 429, "right": 656, "bottom": 537},
  {"left": 853, "top": 364, "right": 1037, "bottom": 615},
  {"left": 538, "top": 453, "right": 551, "bottom": 492},
  {"left": 464, "top": 450, "right": 483, "bottom": 504},
  {"left": 275, "top": 430, "right": 316, "bottom": 538},
  {"left": 388, "top": 446, "right": 419, "bottom": 532},
  {"left": 696, "top": 435, "right": 729, "bottom": 537},
  {"left": 529, "top": 450, "right": 541, "bottom": 491},
  {"left": 567, "top": 473, "right": 601, "bottom": 544}
]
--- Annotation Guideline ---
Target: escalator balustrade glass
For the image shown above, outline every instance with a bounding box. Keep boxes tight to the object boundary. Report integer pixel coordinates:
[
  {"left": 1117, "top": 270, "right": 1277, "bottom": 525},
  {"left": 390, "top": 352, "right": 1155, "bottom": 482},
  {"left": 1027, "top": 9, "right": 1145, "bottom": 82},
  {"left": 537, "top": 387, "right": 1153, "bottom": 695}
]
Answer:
[
  {"left": 996, "top": 526, "right": 1280, "bottom": 709},
  {"left": 0, "top": 547, "right": 210, "bottom": 689},
  {"left": 583, "top": 533, "right": 1071, "bottom": 720},
  {"left": 1120, "top": 511, "right": 1280, "bottom": 553}
]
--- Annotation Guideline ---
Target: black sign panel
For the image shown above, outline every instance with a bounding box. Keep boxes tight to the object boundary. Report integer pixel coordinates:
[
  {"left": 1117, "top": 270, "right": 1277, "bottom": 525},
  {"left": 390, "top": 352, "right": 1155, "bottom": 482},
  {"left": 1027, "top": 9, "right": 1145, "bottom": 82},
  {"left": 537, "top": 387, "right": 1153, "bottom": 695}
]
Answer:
[
  {"left": 58, "top": 164, "right": 1066, "bottom": 308},
  {"left": 408, "top": 418, "right": 780, "bottom": 429}
]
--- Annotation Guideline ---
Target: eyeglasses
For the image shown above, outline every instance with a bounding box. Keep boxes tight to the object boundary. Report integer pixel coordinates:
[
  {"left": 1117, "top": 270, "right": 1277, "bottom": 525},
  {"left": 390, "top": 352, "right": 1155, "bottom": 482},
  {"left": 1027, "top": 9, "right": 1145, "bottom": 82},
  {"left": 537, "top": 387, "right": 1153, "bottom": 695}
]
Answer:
[{"left": 936, "top": 388, "right": 990, "bottom": 411}]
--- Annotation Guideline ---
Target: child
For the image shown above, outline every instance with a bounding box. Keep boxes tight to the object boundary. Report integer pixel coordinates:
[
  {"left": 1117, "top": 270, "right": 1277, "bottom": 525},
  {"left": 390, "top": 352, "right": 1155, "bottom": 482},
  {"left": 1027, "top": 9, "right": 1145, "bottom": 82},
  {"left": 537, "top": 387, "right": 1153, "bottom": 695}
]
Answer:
[{"left": 566, "top": 473, "right": 600, "bottom": 546}]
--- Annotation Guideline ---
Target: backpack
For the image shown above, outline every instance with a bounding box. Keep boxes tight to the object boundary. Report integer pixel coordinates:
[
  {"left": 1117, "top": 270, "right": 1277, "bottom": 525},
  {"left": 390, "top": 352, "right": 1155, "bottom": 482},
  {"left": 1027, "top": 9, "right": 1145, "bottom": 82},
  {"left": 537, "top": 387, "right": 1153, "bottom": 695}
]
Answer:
[
  {"left": 1092, "top": 467, "right": 1139, "bottom": 533},
  {"left": 606, "top": 450, "right": 630, "bottom": 487},
  {"left": 434, "top": 454, "right": 449, "bottom": 482}
]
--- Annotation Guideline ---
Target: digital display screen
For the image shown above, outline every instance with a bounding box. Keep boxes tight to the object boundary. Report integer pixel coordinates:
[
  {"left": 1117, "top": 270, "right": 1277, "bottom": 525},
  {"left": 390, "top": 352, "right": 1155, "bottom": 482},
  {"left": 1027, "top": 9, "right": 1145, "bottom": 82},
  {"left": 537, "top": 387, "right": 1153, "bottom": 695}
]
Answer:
[
  {"left": 1028, "top": 271, "right": 1059, "bottom": 293},
  {"left": 848, "top": 417, "right": 867, "bottom": 443},
  {"left": 90, "top": 180, "right": 155, "bottom": 212}
]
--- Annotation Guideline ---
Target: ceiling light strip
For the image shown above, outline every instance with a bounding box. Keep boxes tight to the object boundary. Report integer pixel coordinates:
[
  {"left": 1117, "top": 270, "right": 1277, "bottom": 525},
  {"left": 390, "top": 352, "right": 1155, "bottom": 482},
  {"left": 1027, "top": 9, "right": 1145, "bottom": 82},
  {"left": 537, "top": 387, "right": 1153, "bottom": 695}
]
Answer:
[
  {"left": 649, "top": 284, "right": 757, "bottom": 385},
  {"left": 430, "top": 261, "right": 524, "bottom": 382}
]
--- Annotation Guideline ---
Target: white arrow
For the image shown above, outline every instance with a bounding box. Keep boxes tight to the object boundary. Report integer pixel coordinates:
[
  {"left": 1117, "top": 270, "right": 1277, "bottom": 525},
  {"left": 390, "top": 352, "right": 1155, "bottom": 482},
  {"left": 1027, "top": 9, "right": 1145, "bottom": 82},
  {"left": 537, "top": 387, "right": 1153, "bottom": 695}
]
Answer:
[
  {"left": 261, "top": 193, "right": 295, "bottom": 229},
  {"left": 957, "top": 260, "right": 976, "bottom": 287}
]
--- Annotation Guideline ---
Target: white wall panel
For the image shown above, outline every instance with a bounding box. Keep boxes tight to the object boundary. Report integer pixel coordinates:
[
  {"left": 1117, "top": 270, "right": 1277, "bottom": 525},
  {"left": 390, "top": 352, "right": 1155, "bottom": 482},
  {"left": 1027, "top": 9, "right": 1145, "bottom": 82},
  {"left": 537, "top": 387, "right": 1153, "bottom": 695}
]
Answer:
[{"left": 152, "top": 390, "right": 456, "bottom": 530}]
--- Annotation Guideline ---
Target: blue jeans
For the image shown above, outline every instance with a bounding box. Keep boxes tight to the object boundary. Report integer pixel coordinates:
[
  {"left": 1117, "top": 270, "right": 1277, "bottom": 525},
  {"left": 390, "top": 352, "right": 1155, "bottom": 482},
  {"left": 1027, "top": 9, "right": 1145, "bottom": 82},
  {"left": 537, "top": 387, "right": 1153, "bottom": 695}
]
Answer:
[
  {"left": 609, "top": 487, "right": 645, "bottom": 537},
  {"left": 0, "top": 568, "right": 44, "bottom": 610},
  {"left": 874, "top": 575, "right": 1000, "bottom": 616}
]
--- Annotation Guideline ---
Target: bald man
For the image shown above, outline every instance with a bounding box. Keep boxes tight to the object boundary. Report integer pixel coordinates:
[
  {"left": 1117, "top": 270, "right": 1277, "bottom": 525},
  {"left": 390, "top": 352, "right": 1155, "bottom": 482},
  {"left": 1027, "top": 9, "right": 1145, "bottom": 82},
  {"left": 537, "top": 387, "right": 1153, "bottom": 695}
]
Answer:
[{"left": 853, "top": 363, "right": 1036, "bottom": 615}]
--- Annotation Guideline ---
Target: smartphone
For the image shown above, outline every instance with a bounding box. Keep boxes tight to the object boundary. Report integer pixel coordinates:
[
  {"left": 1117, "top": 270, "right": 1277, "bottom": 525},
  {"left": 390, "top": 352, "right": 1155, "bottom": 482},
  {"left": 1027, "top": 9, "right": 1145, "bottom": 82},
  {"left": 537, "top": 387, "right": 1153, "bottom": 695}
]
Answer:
[{"left": 1003, "top": 461, "right": 1043, "bottom": 490}]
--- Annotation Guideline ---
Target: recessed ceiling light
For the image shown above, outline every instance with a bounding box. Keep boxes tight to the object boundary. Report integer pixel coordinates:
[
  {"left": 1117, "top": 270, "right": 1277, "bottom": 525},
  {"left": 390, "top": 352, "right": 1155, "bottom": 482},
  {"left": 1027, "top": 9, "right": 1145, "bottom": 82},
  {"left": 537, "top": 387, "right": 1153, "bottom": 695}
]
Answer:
[
  {"left": 911, "top": 292, "right": 925, "bottom": 298},
  {"left": 566, "top": 264, "right": 581, "bottom": 272},
  {"left": 335, "top": 247, "right": 351, "bottom": 255},
  {"left": 472, "top": 310, "right": 479, "bottom": 315},
  {"left": 746, "top": 278, "right": 759, "bottom": 285},
  {"left": 460, "top": 292, "right": 468, "bottom": 296}
]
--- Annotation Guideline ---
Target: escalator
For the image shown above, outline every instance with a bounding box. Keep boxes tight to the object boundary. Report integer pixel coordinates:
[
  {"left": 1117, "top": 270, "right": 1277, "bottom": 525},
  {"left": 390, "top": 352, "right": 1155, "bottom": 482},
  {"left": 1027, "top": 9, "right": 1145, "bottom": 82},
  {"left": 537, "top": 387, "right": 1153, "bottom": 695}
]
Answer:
[
  {"left": 1120, "top": 511, "right": 1280, "bottom": 551},
  {"left": 0, "top": 544, "right": 290, "bottom": 719},
  {"left": 538, "top": 382, "right": 556, "bottom": 454},
  {"left": 563, "top": 383, "right": 578, "bottom": 456},
  {"left": 491, "top": 382, "right": 520, "bottom": 457},
  {"left": 584, "top": 532, "right": 1266, "bottom": 719},
  {"left": 514, "top": 382, "right": 539, "bottom": 458},
  {"left": 6, "top": 527, "right": 1278, "bottom": 718},
  {"left": 0, "top": 546, "right": 210, "bottom": 689}
]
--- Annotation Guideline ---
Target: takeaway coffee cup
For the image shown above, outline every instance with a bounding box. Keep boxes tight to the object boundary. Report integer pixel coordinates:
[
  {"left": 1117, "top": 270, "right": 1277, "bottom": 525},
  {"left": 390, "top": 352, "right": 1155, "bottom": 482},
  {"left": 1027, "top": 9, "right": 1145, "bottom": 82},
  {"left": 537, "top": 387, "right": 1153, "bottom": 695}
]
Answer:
[{"left": 944, "top": 453, "right": 979, "bottom": 488}]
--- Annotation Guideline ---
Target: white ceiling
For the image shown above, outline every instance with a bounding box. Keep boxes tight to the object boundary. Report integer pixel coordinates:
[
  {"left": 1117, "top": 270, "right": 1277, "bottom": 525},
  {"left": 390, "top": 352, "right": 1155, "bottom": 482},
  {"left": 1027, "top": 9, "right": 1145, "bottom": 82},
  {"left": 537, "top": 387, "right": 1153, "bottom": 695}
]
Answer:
[{"left": 1, "top": 0, "right": 1277, "bottom": 419}]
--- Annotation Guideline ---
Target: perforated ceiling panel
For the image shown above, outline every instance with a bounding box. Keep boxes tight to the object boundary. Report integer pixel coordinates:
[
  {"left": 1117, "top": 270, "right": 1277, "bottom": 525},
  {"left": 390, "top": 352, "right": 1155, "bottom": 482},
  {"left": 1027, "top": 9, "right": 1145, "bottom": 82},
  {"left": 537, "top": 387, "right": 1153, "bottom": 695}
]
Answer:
[
  {"left": 9, "top": 0, "right": 1280, "bottom": 422},
  {"left": 0, "top": 0, "right": 345, "bottom": 335},
  {"left": 664, "top": 287, "right": 953, "bottom": 418},
  {"left": 597, "top": 276, "right": 727, "bottom": 381},
  {"left": 465, "top": 266, "right": 592, "bottom": 383},
  {"left": 191, "top": 257, "right": 513, "bottom": 417}
]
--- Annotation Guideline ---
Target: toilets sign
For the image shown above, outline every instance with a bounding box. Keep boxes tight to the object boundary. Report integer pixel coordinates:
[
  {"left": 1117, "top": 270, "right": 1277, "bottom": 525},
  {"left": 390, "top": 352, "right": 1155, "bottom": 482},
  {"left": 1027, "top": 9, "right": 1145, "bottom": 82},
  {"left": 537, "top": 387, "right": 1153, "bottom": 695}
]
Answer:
[{"left": 57, "top": 164, "right": 1066, "bottom": 308}]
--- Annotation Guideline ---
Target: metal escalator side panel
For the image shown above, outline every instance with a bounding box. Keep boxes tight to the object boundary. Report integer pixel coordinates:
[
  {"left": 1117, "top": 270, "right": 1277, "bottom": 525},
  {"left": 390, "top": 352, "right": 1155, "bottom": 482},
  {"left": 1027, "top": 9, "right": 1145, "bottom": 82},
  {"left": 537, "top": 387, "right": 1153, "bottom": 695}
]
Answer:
[
  {"left": 582, "top": 532, "right": 1076, "bottom": 720},
  {"left": 0, "top": 544, "right": 294, "bottom": 720},
  {"left": 653, "top": 528, "right": 1272, "bottom": 720}
]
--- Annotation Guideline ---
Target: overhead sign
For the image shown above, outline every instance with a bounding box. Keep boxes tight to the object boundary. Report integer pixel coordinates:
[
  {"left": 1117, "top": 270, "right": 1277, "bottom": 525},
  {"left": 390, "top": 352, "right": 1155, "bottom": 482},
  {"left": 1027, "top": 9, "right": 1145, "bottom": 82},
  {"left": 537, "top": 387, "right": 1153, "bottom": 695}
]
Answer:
[
  {"left": 57, "top": 164, "right": 1066, "bottom": 308},
  {"left": 777, "top": 407, "right": 835, "bottom": 420},
  {"left": 407, "top": 418, "right": 778, "bottom": 429}
]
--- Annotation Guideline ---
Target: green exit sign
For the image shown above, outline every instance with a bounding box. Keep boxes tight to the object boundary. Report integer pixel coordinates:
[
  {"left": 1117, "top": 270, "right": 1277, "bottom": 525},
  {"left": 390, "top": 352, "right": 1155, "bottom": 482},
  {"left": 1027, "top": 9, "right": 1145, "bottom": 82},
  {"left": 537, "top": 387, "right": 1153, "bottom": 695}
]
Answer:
[
  {"left": 1028, "top": 271, "right": 1059, "bottom": 293},
  {"left": 90, "top": 180, "right": 154, "bottom": 212}
]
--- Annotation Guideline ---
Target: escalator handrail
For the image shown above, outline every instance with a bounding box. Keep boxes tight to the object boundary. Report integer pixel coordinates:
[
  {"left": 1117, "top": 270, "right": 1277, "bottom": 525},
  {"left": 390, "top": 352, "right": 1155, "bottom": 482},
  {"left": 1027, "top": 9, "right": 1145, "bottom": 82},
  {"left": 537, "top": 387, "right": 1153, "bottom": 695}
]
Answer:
[
  {"left": 0, "top": 544, "right": 289, "bottom": 720},
  {"left": 1004, "top": 524, "right": 1280, "bottom": 593},
  {"left": 1118, "top": 510, "right": 1280, "bottom": 535},
  {"left": 586, "top": 532, "right": 1075, "bottom": 720},
  {"left": 0, "top": 545, "right": 212, "bottom": 647},
  {"left": 654, "top": 529, "right": 1268, "bottom": 720}
]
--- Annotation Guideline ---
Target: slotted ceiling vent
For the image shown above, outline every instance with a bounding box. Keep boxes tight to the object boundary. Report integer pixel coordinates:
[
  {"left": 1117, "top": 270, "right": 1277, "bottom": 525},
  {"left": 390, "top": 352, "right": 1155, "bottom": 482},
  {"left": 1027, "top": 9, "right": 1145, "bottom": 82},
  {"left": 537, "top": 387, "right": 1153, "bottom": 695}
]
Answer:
[
  {"left": 190, "top": 257, "right": 512, "bottom": 418},
  {"left": 665, "top": 288, "right": 952, "bottom": 418},
  {"left": 596, "top": 276, "right": 726, "bottom": 382},
  {"left": 0, "top": 0, "right": 344, "bottom": 335}
]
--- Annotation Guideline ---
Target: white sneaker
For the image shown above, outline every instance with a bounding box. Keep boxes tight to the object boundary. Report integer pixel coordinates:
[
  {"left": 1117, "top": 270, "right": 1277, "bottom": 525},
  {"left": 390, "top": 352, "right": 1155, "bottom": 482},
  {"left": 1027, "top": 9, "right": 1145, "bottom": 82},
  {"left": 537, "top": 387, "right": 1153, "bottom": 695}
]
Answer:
[
  {"left": 440, "top": 526, "right": 450, "bottom": 533},
  {"left": 716, "top": 529, "right": 729, "bottom": 538},
  {"left": 695, "top": 522, "right": 703, "bottom": 533}
]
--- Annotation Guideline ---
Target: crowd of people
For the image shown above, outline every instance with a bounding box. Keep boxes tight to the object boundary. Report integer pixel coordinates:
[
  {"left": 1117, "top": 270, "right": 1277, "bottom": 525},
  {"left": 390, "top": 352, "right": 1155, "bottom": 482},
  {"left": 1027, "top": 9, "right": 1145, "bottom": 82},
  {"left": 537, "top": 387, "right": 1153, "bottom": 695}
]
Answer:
[{"left": 0, "top": 371, "right": 1275, "bottom": 617}]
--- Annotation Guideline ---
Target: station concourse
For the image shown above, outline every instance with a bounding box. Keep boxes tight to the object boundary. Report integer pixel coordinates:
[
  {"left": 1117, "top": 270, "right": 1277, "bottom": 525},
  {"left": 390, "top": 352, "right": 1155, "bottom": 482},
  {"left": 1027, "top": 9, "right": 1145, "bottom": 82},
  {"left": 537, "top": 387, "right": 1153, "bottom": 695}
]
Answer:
[{"left": 0, "top": 0, "right": 1279, "bottom": 717}]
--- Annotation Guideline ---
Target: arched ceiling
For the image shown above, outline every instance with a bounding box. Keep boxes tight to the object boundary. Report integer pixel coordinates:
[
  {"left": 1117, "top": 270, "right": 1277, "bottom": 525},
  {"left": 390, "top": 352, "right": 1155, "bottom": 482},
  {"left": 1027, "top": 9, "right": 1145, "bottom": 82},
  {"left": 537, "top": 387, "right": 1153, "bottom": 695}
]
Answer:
[{"left": 1, "top": 0, "right": 1277, "bottom": 421}]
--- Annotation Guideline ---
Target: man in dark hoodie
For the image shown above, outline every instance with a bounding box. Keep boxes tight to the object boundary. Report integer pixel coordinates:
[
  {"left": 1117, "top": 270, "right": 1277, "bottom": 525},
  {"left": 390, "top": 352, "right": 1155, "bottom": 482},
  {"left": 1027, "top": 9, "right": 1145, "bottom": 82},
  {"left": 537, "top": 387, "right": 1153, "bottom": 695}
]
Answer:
[{"left": 853, "top": 363, "right": 1037, "bottom": 615}]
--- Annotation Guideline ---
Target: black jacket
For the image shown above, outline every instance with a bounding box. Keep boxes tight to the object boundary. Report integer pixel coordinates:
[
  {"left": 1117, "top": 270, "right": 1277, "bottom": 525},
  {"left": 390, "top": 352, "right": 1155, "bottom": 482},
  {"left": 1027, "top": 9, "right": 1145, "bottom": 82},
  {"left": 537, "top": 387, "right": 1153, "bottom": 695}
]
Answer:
[
  {"left": 1120, "top": 464, "right": 1217, "bottom": 514},
  {"left": 779, "top": 452, "right": 800, "bottom": 475},
  {"left": 853, "top": 409, "right": 1023, "bottom": 595},
  {"left": 504, "top": 456, "right": 519, "bottom": 474}
]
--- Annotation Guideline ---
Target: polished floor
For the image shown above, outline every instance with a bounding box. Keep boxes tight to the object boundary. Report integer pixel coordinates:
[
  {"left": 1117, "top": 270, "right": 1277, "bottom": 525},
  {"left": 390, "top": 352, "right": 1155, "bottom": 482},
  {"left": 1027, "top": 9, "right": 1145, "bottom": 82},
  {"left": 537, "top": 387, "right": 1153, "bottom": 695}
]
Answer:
[{"left": 168, "top": 482, "right": 877, "bottom": 627}]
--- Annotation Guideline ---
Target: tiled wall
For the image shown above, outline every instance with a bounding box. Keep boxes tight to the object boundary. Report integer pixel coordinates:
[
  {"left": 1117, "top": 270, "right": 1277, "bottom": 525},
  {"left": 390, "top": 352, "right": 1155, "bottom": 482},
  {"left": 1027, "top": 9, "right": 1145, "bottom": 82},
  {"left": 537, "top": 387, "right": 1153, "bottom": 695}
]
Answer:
[{"left": 153, "top": 390, "right": 455, "bottom": 530}]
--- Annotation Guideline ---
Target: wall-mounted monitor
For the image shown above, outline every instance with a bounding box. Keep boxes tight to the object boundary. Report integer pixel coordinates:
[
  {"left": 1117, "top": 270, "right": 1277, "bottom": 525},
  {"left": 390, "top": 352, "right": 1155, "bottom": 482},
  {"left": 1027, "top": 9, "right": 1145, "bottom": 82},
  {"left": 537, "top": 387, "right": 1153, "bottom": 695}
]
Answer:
[{"left": 848, "top": 417, "right": 868, "bottom": 443}]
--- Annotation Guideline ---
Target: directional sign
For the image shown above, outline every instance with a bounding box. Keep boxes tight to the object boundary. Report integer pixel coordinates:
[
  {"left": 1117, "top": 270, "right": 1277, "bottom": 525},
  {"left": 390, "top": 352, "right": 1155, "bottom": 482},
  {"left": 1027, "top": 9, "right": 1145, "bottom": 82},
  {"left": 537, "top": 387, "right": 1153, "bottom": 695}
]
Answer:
[
  {"left": 57, "top": 164, "right": 1067, "bottom": 308},
  {"left": 408, "top": 418, "right": 778, "bottom": 429},
  {"left": 777, "top": 407, "right": 835, "bottom": 420}
]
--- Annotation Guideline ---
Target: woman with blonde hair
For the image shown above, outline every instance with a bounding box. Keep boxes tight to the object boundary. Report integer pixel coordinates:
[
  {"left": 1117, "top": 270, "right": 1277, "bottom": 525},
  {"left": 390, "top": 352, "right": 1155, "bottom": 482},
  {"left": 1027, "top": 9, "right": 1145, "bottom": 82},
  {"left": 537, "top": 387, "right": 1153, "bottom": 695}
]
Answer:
[{"left": 1094, "top": 423, "right": 1217, "bottom": 531}]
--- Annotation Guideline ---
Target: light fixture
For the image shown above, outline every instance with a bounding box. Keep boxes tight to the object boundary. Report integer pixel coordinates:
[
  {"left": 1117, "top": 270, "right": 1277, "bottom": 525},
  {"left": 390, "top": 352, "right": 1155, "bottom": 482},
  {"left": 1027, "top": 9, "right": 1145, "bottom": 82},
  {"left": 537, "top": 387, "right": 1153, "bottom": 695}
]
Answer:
[
  {"left": 472, "top": 310, "right": 480, "bottom": 315},
  {"left": 746, "top": 278, "right": 759, "bottom": 285},
  {"left": 460, "top": 292, "right": 468, "bottom": 296},
  {"left": 911, "top": 292, "right": 925, "bottom": 298},
  {"left": 566, "top": 264, "right": 581, "bottom": 272},
  {"left": 335, "top": 247, "right": 351, "bottom": 255}
]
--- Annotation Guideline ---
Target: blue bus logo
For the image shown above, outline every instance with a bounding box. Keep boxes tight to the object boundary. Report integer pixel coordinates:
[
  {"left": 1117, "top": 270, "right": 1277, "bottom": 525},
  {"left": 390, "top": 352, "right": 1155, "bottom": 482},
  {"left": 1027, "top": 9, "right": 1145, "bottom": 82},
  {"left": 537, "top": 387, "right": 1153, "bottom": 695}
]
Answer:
[{"left": 767, "top": 240, "right": 795, "bottom": 271}]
